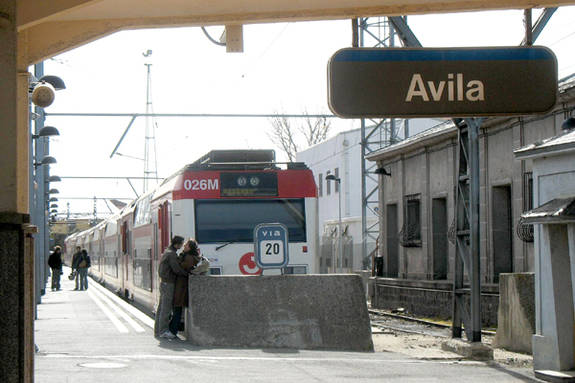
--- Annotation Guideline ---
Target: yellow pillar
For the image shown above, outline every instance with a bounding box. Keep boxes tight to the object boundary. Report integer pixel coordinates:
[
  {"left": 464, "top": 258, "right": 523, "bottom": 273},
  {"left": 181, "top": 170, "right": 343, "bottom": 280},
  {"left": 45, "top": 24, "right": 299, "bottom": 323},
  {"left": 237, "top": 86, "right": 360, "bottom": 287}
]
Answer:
[{"left": 0, "top": 2, "right": 35, "bottom": 382}]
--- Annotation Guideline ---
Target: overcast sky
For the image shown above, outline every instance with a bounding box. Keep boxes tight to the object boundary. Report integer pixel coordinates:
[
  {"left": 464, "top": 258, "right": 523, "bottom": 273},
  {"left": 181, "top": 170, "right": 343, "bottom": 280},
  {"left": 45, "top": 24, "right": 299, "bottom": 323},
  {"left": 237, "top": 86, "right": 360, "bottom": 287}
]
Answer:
[{"left": 42, "top": 7, "right": 575, "bottom": 219}]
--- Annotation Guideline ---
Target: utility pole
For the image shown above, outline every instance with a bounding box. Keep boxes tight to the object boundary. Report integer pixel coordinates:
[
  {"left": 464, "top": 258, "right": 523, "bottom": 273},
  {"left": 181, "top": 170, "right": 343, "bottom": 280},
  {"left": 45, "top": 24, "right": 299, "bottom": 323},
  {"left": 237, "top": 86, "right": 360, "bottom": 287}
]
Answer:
[{"left": 142, "top": 50, "right": 158, "bottom": 193}]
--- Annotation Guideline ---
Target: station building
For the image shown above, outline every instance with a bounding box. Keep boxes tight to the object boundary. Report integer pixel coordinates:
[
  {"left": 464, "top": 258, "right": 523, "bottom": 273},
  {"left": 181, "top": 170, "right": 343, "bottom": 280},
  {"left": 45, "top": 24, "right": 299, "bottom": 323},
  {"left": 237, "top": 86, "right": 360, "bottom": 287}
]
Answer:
[
  {"left": 365, "top": 75, "right": 575, "bottom": 324},
  {"left": 297, "top": 119, "right": 441, "bottom": 273}
]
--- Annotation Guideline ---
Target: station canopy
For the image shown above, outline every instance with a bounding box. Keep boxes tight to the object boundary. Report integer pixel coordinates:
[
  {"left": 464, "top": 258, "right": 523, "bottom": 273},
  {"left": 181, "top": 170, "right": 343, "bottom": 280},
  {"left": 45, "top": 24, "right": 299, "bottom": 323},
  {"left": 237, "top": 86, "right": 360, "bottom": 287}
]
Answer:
[{"left": 18, "top": 0, "right": 575, "bottom": 64}]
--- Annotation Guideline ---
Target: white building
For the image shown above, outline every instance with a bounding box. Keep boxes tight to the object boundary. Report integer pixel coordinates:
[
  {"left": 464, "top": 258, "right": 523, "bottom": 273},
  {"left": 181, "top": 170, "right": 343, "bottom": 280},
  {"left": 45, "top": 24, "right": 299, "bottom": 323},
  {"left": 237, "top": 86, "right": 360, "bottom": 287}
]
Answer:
[{"left": 297, "top": 119, "right": 442, "bottom": 273}]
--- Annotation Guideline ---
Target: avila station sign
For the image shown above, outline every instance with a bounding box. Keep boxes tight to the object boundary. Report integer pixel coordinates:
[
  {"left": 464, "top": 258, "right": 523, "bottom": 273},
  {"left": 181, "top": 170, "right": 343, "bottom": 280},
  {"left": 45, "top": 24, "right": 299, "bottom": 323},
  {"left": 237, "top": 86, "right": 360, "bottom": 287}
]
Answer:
[{"left": 328, "top": 47, "right": 557, "bottom": 118}]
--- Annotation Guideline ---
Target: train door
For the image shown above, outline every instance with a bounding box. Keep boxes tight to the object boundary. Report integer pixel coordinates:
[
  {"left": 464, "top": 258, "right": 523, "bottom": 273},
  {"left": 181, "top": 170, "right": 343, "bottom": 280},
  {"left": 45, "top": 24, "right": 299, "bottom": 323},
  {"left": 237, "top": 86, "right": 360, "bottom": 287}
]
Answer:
[
  {"left": 121, "top": 221, "right": 131, "bottom": 292},
  {"left": 153, "top": 201, "right": 171, "bottom": 307},
  {"left": 159, "top": 201, "right": 170, "bottom": 254}
]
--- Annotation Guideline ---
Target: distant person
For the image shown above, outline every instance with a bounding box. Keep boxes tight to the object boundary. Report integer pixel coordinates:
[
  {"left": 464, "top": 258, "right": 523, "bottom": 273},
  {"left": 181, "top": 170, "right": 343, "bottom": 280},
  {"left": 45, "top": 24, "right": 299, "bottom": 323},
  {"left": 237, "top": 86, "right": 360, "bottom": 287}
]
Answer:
[
  {"left": 169, "top": 239, "right": 201, "bottom": 337},
  {"left": 47, "top": 246, "right": 63, "bottom": 291},
  {"left": 77, "top": 249, "right": 91, "bottom": 290},
  {"left": 71, "top": 246, "right": 82, "bottom": 290},
  {"left": 154, "top": 235, "right": 188, "bottom": 339}
]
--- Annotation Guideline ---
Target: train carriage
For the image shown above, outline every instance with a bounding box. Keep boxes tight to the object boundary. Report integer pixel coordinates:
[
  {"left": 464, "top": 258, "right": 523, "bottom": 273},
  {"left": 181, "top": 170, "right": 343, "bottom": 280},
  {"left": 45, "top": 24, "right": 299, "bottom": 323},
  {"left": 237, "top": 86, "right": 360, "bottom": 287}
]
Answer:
[{"left": 64, "top": 150, "right": 318, "bottom": 314}]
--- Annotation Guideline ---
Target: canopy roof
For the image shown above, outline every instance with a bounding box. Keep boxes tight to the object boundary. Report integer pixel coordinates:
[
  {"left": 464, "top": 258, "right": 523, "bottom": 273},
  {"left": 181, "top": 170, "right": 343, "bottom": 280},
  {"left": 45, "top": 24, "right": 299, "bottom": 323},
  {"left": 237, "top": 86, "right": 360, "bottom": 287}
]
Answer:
[{"left": 18, "top": 0, "right": 574, "bottom": 64}]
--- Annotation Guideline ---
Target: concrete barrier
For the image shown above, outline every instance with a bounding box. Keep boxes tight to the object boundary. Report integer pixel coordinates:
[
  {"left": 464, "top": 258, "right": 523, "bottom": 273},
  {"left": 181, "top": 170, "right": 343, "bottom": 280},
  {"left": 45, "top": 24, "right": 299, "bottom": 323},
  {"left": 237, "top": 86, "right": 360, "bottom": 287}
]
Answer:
[
  {"left": 493, "top": 273, "right": 535, "bottom": 354},
  {"left": 185, "top": 274, "right": 374, "bottom": 351}
]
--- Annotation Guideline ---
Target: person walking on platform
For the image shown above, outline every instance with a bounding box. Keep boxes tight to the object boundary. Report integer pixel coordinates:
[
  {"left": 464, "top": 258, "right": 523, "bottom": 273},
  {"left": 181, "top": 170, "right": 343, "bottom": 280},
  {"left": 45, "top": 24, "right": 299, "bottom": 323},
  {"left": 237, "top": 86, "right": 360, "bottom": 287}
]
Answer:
[
  {"left": 71, "top": 246, "right": 82, "bottom": 290},
  {"left": 169, "top": 238, "right": 201, "bottom": 337},
  {"left": 155, "top": 235, "right": 188, "bottom": 339},
  {"left": 48, "top": 246, "right": 63, "bottom": 291},
  {"left": 78, "top": 249, "right": 91, "bottom": 290}
]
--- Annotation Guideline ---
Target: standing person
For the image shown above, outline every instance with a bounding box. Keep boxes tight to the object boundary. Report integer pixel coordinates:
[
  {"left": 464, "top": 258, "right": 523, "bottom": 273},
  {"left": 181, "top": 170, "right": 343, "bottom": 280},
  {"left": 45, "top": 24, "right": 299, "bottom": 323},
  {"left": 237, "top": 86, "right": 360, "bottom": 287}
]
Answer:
[
  {"left": 154, "top": 235, "right": 188, "bottom": 339},
  {"left": 47, "top": 246, "right": 63, "bottom": 291},
  {"left": 78, "top": 249, "right": 91, "bottom": 290},
  {"left": 71, "top": 246, "right": 82, "bottom": 290},
  {"left": 169, "top": 239, "right": 201, "bottom": 337}
]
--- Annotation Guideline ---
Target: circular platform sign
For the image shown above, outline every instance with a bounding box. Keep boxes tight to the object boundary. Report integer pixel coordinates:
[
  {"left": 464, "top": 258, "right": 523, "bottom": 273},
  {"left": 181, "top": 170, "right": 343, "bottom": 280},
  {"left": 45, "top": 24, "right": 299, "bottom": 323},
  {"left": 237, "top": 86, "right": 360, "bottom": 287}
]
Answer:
[
  {"left": 238, "top": 252, "right": 262, "bottom": 275},
  {"left": 254, "top": 223, "right": 289, "bottom": 269}
]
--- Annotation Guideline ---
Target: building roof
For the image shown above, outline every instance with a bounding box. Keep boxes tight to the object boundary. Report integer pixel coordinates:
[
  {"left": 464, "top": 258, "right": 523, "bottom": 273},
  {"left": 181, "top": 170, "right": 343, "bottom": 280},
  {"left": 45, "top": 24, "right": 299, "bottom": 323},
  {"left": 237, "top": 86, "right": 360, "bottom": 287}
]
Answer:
[
  {"left": 514, "top": 129, "right": 575, "bottom": 160},
  {"left": 521, "top": 197, "right": 575, "bottom": 224},
  {"left": 366, "top": 120, "right": 456, "bottom": 162}
]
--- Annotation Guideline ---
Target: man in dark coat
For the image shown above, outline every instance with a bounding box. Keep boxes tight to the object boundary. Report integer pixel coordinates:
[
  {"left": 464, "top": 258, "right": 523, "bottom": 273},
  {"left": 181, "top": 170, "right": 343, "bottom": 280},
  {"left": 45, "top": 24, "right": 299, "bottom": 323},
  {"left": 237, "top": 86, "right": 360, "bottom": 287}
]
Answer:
[
  {"left": 154, "top": 235, "right": 188, "bottom": 339},
  {"left": 47, "top": 246, "right": 63, "bottom": 291},
  {"left": 71, "top": 246, "right": 82, "bottom": 290}
]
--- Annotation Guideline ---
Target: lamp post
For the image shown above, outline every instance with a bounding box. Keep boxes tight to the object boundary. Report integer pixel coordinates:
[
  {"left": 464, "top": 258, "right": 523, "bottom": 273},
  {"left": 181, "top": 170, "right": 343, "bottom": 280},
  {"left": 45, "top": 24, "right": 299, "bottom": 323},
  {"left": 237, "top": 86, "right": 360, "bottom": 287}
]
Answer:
[
  {"left": 29, "top": 61, "right": 65, "bottom": 309},
  {"left": 326, "top": 174, "right": 343, "bottom": 273}
]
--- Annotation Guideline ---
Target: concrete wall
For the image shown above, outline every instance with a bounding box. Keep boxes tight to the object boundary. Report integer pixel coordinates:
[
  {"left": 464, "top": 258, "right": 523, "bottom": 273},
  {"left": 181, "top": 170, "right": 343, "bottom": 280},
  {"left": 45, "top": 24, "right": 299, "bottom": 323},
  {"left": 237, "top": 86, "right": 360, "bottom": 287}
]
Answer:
[
  {"left": 493, "top": 273, "right": 535, "bottom": 354},
  {"left": 381, "top": 140, "right": 456, "bottom": 281},
  {"left": 185, "top": 275, "right": 374, "bottom": 351}
]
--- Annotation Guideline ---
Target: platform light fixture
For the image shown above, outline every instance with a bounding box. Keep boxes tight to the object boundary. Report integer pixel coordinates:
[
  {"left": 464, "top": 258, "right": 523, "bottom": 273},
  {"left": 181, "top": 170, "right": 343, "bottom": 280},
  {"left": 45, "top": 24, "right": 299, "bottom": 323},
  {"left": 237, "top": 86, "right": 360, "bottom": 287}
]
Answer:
[
  {"left": 561, "top": 116, "right": 575, "bottom": 132},
  {"left": 34, "top": 155, "right": 57, "bottom": 168},
  {"left": 32, "top": 126, "right": 60, "bottom": 139}
]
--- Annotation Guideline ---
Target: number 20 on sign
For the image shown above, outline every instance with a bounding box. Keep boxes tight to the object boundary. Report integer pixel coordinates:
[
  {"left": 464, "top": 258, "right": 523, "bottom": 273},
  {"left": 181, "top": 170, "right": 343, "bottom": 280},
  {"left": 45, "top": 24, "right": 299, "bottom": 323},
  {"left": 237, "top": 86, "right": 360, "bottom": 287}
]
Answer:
[{"left": 254, "top": 223, "right": 289, "bottom": 270}]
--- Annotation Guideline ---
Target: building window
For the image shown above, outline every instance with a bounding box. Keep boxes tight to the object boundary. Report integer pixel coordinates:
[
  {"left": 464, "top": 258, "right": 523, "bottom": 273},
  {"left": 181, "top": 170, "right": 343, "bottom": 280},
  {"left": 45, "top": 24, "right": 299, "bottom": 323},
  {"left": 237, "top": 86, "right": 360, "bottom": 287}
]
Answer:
[
  {"left": 335, "top": 168, "right": 340, "bottom": 193},
  {"left": 326, "top": 171, "right": 331, "bottom": 195},
  {"left": 517, "top": 172, "right": 534, "bottom": 243},
  {"left": 318, "top": 173, "right": 323, "bottom": 197},
  {"left": 523, "top": 172, "right": 533, "bottom": 212},
  {"left": 399, "top": 194, "right": 421, "bottom": 247}
]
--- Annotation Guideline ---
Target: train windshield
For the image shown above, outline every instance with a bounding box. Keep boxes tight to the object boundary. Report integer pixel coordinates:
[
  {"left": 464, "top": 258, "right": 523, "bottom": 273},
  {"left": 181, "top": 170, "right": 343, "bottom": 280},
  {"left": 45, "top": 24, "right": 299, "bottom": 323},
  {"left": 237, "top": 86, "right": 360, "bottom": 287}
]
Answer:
[{"left": 195, "top": 198, "right": 307, "bottom": 243}]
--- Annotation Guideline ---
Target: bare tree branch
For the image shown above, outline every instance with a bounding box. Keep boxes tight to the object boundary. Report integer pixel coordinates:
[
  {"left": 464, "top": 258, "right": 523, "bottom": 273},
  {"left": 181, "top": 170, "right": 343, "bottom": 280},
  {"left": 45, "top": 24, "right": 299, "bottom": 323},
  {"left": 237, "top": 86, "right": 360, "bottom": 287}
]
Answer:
[
  {"left": 268, "top": 111, "right": 332, "bottom": 161},
  {"left": 267, "top": 115, "right": 299, "bottom": 161}
]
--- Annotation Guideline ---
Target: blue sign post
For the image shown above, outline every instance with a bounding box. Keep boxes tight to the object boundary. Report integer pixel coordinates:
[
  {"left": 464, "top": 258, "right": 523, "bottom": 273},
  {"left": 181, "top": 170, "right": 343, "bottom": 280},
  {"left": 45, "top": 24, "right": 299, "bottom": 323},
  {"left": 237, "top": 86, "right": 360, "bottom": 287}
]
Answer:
[{"left": 254, "top": 223, "right": 289, "bottom": 271}]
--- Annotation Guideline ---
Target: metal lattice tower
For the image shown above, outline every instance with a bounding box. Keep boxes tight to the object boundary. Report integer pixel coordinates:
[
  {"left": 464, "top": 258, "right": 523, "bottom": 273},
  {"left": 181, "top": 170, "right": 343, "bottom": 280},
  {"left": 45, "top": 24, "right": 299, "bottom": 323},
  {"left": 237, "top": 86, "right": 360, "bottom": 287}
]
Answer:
[
  {"left": 357, "top": 17, "right": 408, "bottom": 269},
  {"left": 143, "top": 50, "right": 159, "bottom": 193}
]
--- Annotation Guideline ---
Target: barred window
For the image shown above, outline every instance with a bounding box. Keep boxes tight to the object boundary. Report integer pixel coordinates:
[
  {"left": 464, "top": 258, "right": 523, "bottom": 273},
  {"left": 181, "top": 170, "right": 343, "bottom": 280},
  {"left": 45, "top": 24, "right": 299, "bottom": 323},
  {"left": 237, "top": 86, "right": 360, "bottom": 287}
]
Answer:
[
  {"left": 399, "top": 194, "right": 422, "bottom": 247},
  {"left": 523, "top": 172, "right": 533, "bottom": 212},
  {"left": 517, "top": 172, "right": 534, "bottom": 243}
]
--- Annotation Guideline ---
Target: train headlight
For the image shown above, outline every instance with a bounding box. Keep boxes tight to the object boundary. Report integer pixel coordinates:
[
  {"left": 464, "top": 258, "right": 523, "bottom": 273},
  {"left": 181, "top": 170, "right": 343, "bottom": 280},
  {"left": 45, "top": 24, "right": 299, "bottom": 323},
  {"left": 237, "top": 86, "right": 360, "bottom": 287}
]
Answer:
[
  {"left": 250, "top": 177, "right": 260, "bottom": 186},
  {"left": 237, "top": 176, "right": 247, "bottom": 187}
]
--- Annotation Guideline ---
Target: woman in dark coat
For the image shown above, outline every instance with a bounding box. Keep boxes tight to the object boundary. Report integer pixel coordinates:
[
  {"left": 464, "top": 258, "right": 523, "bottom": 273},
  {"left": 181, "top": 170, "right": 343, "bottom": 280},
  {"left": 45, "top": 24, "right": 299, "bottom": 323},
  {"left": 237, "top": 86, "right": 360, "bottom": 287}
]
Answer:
[
  {"left": 169, "top": 239, "right": 201, "bottom": 336},
  {"left": 48, "top": 246, "right": 63, "bottom": 291}
]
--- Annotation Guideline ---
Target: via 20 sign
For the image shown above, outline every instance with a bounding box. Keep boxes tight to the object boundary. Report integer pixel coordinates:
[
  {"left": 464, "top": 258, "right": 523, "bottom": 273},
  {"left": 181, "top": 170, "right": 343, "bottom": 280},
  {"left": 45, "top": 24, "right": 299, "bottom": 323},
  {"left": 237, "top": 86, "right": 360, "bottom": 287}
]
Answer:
[{"left": 328, "top": 47, "right": 557, "bottom": 118}]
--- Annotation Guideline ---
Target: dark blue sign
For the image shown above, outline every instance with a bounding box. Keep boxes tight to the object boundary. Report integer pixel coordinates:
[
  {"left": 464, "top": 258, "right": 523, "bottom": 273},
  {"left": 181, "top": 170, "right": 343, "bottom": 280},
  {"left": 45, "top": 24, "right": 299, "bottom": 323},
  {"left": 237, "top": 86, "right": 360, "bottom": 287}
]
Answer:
[{"left": 328, "top": 47, "right": 557, "bottom": 118}]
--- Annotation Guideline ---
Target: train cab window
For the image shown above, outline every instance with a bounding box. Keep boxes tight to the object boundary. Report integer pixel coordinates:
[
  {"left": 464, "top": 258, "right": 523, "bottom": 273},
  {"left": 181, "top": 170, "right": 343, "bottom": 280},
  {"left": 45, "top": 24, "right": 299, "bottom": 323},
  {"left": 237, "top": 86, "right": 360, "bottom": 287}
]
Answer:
[
  {"left": 283, "top": 265, "right": 307, "bottom": 274},
  {"left": 195, "top": 199, "right": 307, "bottom": 243},
  {"left": 209, "top": 267, "right": 222, "bottom": 275}
]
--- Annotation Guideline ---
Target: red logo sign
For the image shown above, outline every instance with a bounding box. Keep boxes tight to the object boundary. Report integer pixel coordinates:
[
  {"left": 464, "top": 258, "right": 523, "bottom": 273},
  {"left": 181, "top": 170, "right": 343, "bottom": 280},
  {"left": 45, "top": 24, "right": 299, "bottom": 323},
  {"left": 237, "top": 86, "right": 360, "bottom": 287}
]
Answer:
[{"left": 239, "top": 252, "right": 262, "bottom": 275}]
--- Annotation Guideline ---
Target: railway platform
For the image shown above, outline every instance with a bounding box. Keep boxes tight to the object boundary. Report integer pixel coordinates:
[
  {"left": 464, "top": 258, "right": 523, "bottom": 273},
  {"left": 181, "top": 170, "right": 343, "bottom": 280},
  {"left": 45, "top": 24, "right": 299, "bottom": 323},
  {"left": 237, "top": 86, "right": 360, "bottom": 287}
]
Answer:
[{"left": 34, "top": 268, "right": 542, "bottom": 382}]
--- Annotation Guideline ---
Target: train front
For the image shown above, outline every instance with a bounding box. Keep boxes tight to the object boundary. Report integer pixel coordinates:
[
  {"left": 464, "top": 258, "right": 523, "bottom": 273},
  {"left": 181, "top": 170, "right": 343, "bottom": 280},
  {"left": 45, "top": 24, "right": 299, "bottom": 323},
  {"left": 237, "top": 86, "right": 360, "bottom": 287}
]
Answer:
[{"left": 171, "top": 152, "right": 318, "bottom": 276}]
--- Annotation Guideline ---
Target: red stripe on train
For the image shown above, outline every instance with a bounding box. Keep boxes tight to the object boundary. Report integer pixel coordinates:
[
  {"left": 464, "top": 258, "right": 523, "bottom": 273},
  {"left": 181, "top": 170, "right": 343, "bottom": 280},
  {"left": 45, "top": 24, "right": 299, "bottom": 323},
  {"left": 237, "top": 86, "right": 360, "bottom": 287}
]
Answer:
[{"left": 172, "top": 170, "right": 317, "bottom": 200}]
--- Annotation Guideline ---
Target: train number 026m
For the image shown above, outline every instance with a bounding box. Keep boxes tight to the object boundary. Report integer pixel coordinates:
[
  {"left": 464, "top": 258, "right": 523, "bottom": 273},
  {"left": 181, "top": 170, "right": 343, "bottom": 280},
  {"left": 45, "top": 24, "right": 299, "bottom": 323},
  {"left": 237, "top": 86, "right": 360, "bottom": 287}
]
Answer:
[{"left": 183, "top": 179, "right": 219, "bottom": 191}]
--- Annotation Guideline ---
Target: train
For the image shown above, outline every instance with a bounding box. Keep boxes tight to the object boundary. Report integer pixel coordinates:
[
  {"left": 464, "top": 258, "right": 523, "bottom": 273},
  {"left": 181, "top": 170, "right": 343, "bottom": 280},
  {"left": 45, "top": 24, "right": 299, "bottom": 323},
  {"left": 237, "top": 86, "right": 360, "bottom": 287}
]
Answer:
[{"left": 64, "top": 149, "right": 319, "bottom": 312}]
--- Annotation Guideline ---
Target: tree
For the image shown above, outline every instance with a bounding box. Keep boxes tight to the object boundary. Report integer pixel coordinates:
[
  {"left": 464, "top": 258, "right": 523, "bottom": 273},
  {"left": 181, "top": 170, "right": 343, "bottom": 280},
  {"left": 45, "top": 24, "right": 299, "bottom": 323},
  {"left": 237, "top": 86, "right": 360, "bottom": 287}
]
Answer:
[{"left": 268, "top": 112, "right": 331, "bottom": 161}]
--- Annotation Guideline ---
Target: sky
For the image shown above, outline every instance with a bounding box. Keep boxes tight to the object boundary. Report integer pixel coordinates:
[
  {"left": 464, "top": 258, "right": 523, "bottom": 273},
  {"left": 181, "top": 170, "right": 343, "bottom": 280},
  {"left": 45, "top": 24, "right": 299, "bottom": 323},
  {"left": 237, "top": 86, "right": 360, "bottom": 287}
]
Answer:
[{"left": 41, "top": 7, "right": 575, "bottom": 219}]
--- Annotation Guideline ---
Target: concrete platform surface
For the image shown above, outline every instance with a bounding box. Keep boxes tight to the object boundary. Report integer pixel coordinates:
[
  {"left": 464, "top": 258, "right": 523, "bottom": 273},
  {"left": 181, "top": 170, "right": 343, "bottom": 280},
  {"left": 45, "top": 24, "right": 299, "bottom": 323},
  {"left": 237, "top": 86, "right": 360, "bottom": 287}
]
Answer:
[{"left": 35, "top": 271, "right": 540, "bottom": 382}]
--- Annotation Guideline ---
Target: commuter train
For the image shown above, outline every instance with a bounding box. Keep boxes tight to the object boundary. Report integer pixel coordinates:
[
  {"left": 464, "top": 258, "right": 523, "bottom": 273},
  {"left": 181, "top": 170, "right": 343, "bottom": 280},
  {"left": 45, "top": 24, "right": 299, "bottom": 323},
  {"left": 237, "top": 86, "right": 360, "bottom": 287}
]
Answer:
[{"left": 64, "top": 150, "right": 319, "bottom": 312}]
